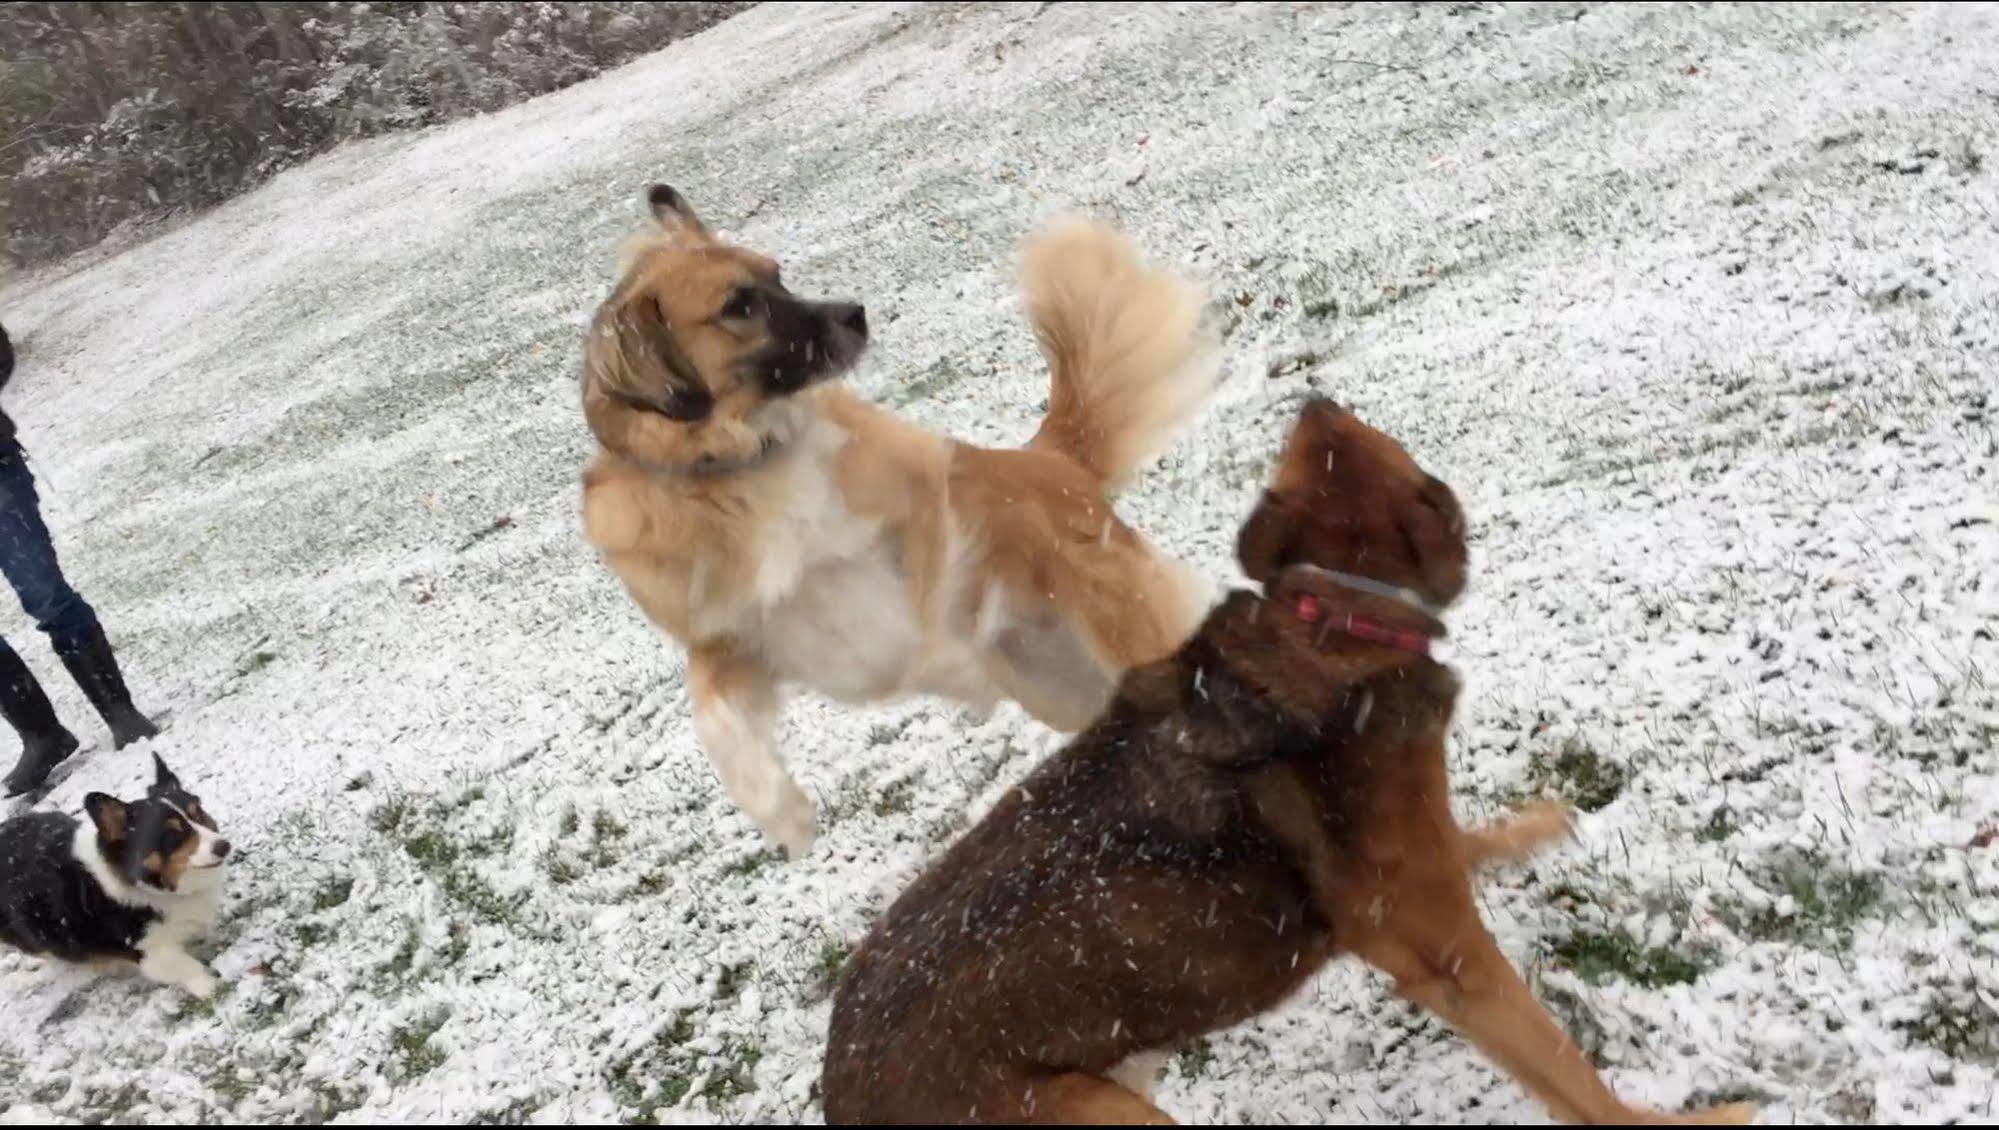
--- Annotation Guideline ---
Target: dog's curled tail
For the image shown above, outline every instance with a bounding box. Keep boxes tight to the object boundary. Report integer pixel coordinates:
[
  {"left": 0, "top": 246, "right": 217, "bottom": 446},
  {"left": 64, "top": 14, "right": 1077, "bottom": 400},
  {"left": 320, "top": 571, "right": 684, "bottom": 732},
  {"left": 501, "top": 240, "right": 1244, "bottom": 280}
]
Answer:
[{"left": 1020, "top": 218, "right": 1218, "bottom": 493}]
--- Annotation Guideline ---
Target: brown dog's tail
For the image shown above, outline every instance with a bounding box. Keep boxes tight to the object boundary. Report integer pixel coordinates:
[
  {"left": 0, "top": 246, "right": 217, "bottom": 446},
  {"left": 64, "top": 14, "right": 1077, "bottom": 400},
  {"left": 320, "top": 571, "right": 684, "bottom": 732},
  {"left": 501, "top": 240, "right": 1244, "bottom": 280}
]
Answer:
[{"left": 1020, "top": 218, "right": 1218, "bottom": 493}]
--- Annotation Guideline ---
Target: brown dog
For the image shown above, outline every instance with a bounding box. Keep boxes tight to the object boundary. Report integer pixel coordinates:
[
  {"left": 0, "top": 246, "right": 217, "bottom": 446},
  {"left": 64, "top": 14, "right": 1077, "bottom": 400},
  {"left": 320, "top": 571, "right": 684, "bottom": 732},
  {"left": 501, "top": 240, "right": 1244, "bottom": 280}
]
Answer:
[
  {"left": 581, "top": 187, "right": 1214, "bottom": 857},
  {"left": 822, "top": 399, "right": 1756, "bottom": 1125}
]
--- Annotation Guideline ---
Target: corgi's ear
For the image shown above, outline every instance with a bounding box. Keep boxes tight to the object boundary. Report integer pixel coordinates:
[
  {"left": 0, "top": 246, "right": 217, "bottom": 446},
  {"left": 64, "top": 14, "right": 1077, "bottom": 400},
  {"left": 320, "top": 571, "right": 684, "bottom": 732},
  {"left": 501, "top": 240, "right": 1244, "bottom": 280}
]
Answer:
[
  {"left": 152, "top": 753, "right": 182, "bottom": 793},
  {"left": 84, "top": 793, "right": 129, "bottom": 842}
]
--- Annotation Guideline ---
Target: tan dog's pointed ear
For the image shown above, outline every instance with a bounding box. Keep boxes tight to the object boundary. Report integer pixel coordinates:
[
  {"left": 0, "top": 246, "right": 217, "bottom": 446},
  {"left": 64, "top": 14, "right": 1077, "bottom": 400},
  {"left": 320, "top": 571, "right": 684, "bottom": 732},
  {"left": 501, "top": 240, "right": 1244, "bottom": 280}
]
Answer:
[
  {"left": 647, "top": 184, "right": 710, "bottom": 242},
  {"left": 1237, "top": 490, "right": 1298, "bottom": 583}
]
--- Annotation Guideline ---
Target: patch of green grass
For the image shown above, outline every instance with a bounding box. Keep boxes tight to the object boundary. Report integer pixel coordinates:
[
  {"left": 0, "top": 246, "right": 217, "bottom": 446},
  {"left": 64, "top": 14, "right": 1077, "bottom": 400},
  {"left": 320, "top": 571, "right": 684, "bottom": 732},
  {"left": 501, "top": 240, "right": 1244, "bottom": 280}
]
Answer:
[
  {"left": 1526, "top": 738, "right": 1629, "bottom": 813},
  {"left": 1826, "top": 1087, "right": 1876, "bottom": 1123},
  {"left": 439, "top": 864, "right": 520, "bottom": 926},
  {"left": 1686, "top": 1083, "right": 1776, "bottom": 1110},
  {"left": 388, "top": 806, "right": 525, "bottom": 926},
  {"left": 372, "top": 797, "right": 412, "bottom": 834},
  {"left": 465, "top": 823, "right": 514, "bottom": 858},
  {"left": 383, "top": 919, "right": 422, "bottom": 979},
  {"left": 1952, "top": 133, "right": 1984, "bottom": 175},
  {"left": 814, "top": 938, "right": 850, "bottom": 995},
  {"left": 606, "top": 1014, "right": 702, "bottom": 1122},
  {"left": 205, "top": 1064, "right": 257, "bottom": 1108},
  {"left": 69, "top": 1081, "right": 148, "bottom": 1120},
  {"left": 441, "top": 922, "right": 472, "bottom": 968},
  {"left": 29, "top": 1077, "right": 72, "bottom": 1106},
  {"left": 725, "top": 848, "right": 782, "bottom": 878},
  {"left": 1545, "top": 927, "right": 1711, "bottom": 988},
  {"left": 872, "top": 777, "right": 917, "bottom": 817},
  {"left": 716, "top": 962, "right": 753, "bottom": 1001},
  {"left": 924, "top": 810, "right": 970, "bottom": 843},
  {"left": 1896, "top": 991, "right": 1999, "bottom": 1062},
  {"left": 606, "top": 1067, "right": 647, "bottom": 1114},
  {"left": 313, "top": 877, "right": 355, "bottom": 911},
  {"left": 1715, "top": 857, "right": 1882, "bottom": 948},
  {"left": 545, "top": 846, "right": 586, "bottom": 885},
  {"left": 654, "top": 1073, "right": 695, "bottom": 1111},
  {"left": 699, "top": 1039, "right": 762, "bottom": 1104},
  {"left": 392, "top": 1011, "right": 450, "bottom": 1081},
  {"left": 1293, "top": 262, "right": 1342, "bottom": 320},
  {"left": 590, "top": 809, "right": 628, "bottom": 868},
  {"left": 1175, "top": 1037, "right": 1215, "bottom": 1079},
  {"left": 559, "top": 806, "right": 580, "bottom": 837},
  {"left": 402, "top": 829, "right": 460, "bottom": 869},
  {"left": 468, "top": 1097, "right": 543, "bottom": 1125},
  {"left": 659, "top": 1013, "right": 697, "bottom": 1049},
  {"left": 180, "top": 983, "right": 229, "bottom": 1019},
  {"left": 1695, "top": 806, "right": 1739, "bottom": 843}
]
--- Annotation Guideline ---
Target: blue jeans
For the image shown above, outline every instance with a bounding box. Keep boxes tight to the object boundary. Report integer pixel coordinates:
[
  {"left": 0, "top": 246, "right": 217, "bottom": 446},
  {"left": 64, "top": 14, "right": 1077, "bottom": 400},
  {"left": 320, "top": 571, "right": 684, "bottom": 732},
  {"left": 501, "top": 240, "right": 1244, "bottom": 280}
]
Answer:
[{"left": 0, "top": 440, "right": 100, "bottom": 655}]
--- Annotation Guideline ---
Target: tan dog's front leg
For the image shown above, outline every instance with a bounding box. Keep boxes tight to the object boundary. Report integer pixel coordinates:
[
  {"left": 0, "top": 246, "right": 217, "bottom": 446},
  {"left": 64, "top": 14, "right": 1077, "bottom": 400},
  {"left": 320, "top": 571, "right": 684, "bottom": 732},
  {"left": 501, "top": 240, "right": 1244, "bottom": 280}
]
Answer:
[
  {"left": 1462, "top": 799, "right": 1575, "bottom": 871},
  {"left": 687, "top": 646, "right": 815, "bottom": 858}
]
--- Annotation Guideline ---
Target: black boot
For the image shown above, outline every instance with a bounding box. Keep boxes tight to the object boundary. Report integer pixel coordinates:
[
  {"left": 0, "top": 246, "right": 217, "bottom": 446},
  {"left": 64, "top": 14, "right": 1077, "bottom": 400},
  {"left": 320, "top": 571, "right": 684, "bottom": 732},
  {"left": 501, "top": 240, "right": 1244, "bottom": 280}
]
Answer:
[
  {"left": 55, "top": 625, "right": 158, "bottom": 749},
  {"left": 1, "top": 641, "right": 79, "bottom": 796}
]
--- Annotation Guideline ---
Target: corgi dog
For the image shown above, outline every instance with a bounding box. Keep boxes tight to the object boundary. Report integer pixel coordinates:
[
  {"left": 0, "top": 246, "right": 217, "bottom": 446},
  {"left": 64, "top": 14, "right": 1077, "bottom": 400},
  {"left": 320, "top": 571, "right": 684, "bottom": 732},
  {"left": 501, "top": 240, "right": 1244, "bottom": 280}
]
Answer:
[{"left": 0, "top": 755, "right": 231, "bottom": 997}]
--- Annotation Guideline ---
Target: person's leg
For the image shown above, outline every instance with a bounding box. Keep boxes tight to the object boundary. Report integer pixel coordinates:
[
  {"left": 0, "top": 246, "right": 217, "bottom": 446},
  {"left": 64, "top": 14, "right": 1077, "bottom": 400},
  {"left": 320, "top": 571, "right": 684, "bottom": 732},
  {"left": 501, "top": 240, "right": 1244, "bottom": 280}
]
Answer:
[
  {"left": 0, "top": 443, "right": 99, "bottom": 647},
  {"left": 0, "top": 443, "right": 156, "bottom": 748},
  {"left": 0, "top": 634, "right": 79, "bottom": 796}
]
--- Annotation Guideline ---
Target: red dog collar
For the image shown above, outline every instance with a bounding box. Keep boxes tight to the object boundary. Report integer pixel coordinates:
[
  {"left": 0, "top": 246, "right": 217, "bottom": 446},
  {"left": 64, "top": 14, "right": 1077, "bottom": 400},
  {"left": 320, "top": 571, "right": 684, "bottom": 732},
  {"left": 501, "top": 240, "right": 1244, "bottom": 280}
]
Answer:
[{"left": 1294, "top": 593, "right": 1433, "bottom": 657}]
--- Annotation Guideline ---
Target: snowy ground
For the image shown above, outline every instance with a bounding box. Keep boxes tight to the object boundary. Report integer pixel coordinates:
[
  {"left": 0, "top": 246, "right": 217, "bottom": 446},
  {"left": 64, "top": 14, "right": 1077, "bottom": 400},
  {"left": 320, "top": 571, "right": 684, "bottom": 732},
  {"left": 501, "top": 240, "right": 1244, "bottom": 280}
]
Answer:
[{"left": 0, "top": 1, "right": 1994, "bottom": 1123}]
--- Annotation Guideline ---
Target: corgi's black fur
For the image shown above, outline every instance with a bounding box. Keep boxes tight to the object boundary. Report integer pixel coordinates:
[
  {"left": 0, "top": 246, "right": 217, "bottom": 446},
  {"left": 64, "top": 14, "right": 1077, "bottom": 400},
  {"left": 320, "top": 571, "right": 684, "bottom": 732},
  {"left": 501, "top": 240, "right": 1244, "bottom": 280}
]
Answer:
[{"left": 0, "top": 755, "right": 230, "bottom": 997}]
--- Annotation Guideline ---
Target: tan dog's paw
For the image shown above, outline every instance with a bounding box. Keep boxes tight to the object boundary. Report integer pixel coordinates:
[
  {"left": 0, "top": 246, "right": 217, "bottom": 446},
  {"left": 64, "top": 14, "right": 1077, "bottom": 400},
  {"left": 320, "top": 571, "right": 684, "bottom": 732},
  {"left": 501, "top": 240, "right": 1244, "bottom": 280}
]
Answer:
[
  {"left": 1510, "top": 798, "right": 1577, "bottom": 845},
  {"left": 764, "top": 781, "right": 818, "bottom": 860},
  {"left": 1464, "top": 798, "right": 1575, "bottom": 870}
]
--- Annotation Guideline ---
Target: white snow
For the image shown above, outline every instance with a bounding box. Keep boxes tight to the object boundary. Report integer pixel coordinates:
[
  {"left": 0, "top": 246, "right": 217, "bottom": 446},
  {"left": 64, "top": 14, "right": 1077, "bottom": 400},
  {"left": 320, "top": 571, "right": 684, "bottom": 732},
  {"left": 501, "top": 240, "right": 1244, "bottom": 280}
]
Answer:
[{"left": 1, "top": 1, "right": 1995, "bottom": 1123}]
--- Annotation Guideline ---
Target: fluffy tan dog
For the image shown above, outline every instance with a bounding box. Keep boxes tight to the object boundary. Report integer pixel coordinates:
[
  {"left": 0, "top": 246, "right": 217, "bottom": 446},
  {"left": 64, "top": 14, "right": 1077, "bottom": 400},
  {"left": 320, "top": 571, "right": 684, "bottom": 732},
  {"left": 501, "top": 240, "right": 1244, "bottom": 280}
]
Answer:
[{"left": 580, "top": 185, "right": 1215, "bottom": 855}]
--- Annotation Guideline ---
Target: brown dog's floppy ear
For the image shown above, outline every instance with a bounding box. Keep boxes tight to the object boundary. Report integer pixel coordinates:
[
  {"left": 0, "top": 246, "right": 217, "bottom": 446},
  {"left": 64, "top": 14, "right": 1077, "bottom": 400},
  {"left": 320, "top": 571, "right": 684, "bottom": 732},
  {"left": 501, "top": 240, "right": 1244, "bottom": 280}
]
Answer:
[
  {"left": 1395, "top": 475, "right": 1469, "bottom": 605},
  {"left": 84, "top": 793, "right": 129, "bottom": 843},
  {"left": 585, "top": 292, "right": 714, "bottom": 425},
  {"left": 1236, "top": 490, "right": 1298, "bottom": 583},
  {"left": 647, "top": 184, "right": 710, "bottom": 242}
]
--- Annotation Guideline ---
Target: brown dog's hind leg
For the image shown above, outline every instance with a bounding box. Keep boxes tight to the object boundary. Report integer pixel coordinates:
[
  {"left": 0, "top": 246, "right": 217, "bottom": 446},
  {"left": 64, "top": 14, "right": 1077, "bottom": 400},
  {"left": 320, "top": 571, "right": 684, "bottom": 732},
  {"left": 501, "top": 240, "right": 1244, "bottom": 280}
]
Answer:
[
  {"left": 1462, "top": 799, "right": 1575, "bottom": 870},
  {"left": 1361, "top": 927, "right": 1757, "bottom": 1126},
  {"left": 1021, "top": 1073, "right": 1176, "bottom": 1125}
]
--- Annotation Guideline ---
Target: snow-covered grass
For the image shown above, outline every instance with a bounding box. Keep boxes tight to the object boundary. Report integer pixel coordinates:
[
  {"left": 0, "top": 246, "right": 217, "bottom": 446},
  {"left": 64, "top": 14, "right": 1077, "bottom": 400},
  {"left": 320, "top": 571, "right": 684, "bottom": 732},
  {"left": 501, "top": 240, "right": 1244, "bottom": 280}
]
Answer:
[{"left": 1, "top": 2, "right": 1994, "bottom": 1122}]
